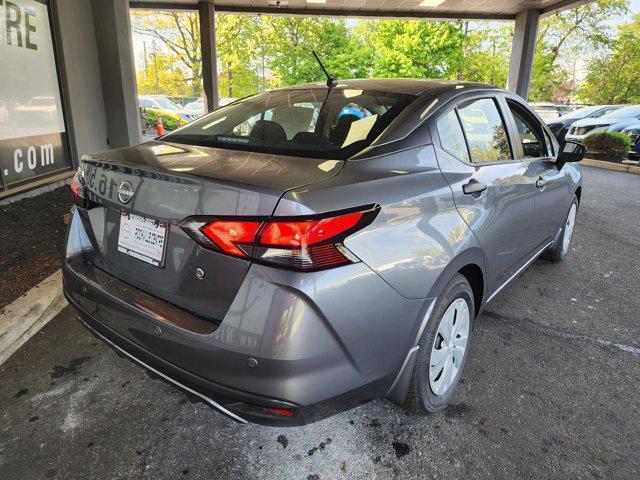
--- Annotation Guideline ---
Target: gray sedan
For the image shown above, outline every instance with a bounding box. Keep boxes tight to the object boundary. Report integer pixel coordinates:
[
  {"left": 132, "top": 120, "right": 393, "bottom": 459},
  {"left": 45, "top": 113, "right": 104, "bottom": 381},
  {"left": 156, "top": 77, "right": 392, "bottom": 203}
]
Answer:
[{"left": 63, "top": 80, "right": 584, "bottom": 425}]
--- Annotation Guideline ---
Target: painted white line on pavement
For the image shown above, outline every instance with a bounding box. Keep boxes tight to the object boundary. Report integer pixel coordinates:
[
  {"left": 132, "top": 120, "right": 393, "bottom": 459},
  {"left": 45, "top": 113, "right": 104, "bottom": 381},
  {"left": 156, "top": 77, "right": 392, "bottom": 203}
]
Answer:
[{"left": 0, "top": 270, "right": 66, "bottom": 366}]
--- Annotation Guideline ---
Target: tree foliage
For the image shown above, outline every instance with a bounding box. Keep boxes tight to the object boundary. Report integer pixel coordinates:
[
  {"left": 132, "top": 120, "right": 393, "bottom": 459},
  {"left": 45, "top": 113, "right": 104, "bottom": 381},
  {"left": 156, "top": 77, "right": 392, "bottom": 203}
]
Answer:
[
  {"left": 459, "top": 22, "right": 512, "bottom": 87},
  {"left": 131, "top": 11, "right": 202, "bottom": 97},
  {"left": 578, "top": 14, "right": 640, "bottom": 104},
  {"left": 357, "top": 20, "right": 465, "bottom": 79},
  {"left": 131, "top": 1, "right": 633, "bottom": 104}
]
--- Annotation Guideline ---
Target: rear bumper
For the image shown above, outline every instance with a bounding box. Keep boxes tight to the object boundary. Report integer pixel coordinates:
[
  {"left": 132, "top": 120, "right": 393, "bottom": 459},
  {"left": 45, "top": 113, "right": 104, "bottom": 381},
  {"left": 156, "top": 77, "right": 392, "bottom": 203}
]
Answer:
[{"left": 63, "top": 209, "right": 428, "bottom": 425}]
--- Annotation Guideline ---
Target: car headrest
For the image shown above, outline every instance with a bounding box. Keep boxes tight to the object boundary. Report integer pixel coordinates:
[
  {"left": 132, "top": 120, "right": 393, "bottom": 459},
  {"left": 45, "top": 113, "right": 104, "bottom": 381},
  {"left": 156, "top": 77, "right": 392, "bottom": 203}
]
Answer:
[
  {"left": 290, "top": 131, "right": 331, "bottom": 147},
  {"left": 249, "top": 120, "right": 287, "bottom": 145},
  {"left": 330, "top": 114, "right": 362, "bottom": 146}
]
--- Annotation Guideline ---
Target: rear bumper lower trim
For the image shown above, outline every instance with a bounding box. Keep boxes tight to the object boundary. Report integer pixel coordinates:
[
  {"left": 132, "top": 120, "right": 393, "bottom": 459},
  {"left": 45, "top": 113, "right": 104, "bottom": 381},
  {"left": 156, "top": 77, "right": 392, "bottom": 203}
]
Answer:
[{"left": 78, "top": 316, "right": 248, "bottom": 424}]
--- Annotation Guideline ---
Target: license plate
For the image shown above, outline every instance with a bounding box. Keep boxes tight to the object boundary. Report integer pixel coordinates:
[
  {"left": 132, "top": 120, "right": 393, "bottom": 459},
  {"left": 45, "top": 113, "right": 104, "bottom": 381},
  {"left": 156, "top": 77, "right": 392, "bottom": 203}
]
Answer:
[{"left": 117, "top": 213, "right": 167, "bottom": 267}]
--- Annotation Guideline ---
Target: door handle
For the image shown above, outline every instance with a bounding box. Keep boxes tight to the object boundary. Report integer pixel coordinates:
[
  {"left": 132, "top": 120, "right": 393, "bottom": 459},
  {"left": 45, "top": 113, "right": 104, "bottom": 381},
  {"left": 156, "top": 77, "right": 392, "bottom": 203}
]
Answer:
[
  {"left": 462, "top": 180, "right": 487, "bottom": 196},
  {"left": 536, "top": 177, "right": 547, "bottom": 190}
]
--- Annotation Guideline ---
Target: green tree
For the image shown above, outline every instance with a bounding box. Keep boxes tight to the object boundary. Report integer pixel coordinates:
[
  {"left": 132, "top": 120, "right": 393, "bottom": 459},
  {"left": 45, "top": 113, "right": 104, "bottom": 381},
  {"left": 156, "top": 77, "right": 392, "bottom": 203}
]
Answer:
[
  {"left": 136, "top": 46, "right": 194, "bottom": 97},
  {"left": 460, "top": 22, "right": 512, "bottom": 87},
  {"left": 357, "top": 19, "right": 465, "bottom": 79},
  {"left": 215, "top": 14, "right": 262, "bottom": 98},
  {"left": 578, "top": 14, "right": 640, "bottom": 103},
  {"left": 131, "top": 10, "right": 203, "bottom": 97},
  {"left": 529, "top": 0, "right": 629, "bottom": 101},
  {"left": 457, "top": 0, "right": 628, "bottom": 101},
  {"left": 261, "top": 17, "right": 369, "bottom": 87}
]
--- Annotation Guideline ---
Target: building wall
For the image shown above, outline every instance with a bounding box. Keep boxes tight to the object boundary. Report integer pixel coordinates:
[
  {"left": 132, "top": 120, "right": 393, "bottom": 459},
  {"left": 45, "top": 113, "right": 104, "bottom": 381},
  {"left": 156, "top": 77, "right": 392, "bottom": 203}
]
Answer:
[{"left": 53, "top": 0, "right": 108, "bottom": 165}]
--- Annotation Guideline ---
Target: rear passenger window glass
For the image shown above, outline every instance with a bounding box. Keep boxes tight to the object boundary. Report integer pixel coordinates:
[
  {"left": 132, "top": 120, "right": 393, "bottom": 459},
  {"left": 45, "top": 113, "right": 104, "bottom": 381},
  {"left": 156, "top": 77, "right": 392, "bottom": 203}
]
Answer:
[
  {"left": 507, "top": 102, "right": 548, "bottom": 158},
  {"left": 436, "top": 110, "right": 470, "bottom": 163},
  {"left": 457, "top": 98, "right": 511, "bottom": 162}
]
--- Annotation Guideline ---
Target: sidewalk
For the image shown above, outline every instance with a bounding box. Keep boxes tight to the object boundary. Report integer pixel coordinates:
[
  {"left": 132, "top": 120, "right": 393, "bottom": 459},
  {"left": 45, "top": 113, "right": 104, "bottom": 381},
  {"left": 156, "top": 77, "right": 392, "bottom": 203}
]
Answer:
[{"left": 582, "top": 158, "right": 640, "bottom": 175}]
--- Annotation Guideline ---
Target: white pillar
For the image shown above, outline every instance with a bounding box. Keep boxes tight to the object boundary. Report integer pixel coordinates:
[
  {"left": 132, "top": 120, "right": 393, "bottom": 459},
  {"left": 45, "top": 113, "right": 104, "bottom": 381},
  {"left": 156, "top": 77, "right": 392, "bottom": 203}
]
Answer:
[{"left": 507, "top": 9, "right": 540, "bottom": 100}]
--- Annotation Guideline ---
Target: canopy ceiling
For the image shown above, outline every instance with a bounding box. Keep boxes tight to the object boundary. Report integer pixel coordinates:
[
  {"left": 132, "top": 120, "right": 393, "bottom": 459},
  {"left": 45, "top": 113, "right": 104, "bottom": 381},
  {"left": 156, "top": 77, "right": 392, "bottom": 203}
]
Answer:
[{"left": 130, "top": 0, "right": 590, "bottom": 20}]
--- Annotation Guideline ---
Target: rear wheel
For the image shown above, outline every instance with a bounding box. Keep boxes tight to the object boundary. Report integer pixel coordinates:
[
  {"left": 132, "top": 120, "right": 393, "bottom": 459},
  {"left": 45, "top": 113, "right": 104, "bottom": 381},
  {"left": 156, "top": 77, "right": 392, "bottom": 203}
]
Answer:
[
  {"left": 403, "top": 274, "right": 474, "bottom": 414},
  {"left": 543, "top": 196, "right": 578, "bottom": 262}
]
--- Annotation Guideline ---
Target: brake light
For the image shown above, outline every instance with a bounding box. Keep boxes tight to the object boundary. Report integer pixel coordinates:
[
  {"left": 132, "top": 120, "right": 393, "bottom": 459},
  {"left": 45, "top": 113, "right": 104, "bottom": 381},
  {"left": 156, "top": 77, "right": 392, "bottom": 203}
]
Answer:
[
  {"left": 180, "top": 206, "right": 378, "bottom": 271},
  {"left": 70, "top": 174, "right": 81, "bottom": 203},
  {"left": 70, "top": 170, "right": 95, "bottom": 209},
  {"left": 201, "top": 221, "right": 261, "bottom": 258},
  {"left": 253, "top": 211, "right": 368, "bottom": 270},
  {"left": 257, "top": 212, "right": 363, "bottom": 247}
]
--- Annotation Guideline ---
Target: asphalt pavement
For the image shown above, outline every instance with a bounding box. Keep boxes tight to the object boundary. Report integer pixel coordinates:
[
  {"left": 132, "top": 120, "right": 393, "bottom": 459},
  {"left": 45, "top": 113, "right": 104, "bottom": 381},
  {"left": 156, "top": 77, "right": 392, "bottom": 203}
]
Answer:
[{"left": 1, "top": 165, "right": 638, "bottom": 480}]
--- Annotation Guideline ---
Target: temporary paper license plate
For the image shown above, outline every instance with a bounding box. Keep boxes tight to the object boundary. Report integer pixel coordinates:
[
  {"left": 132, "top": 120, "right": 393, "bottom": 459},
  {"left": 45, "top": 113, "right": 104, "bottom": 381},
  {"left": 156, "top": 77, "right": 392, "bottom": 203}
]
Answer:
[{"left": 117, "top": 213, "right": 167, "bottom": 267}]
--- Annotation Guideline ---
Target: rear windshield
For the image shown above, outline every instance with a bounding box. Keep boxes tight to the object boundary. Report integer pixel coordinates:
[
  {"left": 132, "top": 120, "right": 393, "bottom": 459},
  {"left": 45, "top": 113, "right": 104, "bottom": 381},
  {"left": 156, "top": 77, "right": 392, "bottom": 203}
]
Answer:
[{"left": 163, "top": 88, "right": 417, "bottom": 160}]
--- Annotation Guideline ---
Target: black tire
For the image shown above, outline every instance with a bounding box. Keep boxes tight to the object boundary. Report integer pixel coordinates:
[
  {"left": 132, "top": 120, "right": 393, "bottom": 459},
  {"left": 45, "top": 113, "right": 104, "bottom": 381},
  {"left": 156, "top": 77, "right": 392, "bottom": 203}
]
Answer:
[
  {"left": 542, "top": 195, "right": 579, "bottom": 263},
  {"left": 403, "top": 273, "right": 475, "bottom": 414}
]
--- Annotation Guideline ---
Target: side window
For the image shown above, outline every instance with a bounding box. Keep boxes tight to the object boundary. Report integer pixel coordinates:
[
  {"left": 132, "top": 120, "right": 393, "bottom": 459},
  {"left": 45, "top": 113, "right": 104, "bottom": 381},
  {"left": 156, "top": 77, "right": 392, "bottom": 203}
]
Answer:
[
  {"left": 457, "top": 98, "right": 511, "bottom": 163},
  {"left": 436, "top": 110, "right": 470, "bottom": 163},
  {"left": 507, "top": 102, "right": 547, "bottom": 158},
  {"left": 592, "top": 107, "right": 617, "bottom": 118}
]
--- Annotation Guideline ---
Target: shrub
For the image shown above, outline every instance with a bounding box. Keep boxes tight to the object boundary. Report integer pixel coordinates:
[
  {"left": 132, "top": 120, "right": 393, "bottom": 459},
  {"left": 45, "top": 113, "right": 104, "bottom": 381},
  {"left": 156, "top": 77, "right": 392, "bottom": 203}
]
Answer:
[
  {"left": 144, "top": 108, "right": 187, "bottom": 132},
  {"left": 582, "top": 131, "right": 631, "bottom": 158}
]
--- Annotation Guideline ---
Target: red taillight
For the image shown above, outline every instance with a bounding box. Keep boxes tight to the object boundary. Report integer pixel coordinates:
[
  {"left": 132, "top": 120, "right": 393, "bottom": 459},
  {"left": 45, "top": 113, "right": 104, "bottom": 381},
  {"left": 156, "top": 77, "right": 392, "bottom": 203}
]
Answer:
[
  {"left": 257, "top": 212, "right": 364, "bottom": 247},
  {"left": 180, "top": 206, "right": 378, "bottom": 271},
  {"left": 70, "top": 170, "right": 94, "bottom": 208},
  {"left": 201, "top": 221, "right": 261, "bottom": 258},
  {"left": 70, "top": 175, "right": 80, "bottom": 203},
  {"left": 253, "top": 211, "right": 368, "bottom": 270},
  {"left": 263, "top": 408, "right": 294, "bottom": 418}
]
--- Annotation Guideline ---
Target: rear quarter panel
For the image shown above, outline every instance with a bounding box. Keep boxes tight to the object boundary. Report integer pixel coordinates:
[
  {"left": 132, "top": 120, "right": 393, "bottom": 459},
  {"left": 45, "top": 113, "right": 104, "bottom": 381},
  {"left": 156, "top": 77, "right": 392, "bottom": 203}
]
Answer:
[{"left": 275, "top": 142, "right": 484, "bottom": 301}]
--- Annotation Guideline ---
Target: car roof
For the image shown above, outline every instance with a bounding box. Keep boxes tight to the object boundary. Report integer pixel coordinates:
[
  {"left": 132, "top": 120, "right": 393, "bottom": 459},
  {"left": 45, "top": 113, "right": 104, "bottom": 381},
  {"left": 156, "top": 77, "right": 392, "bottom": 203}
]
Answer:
[{"left": 278, "top": 78, "right": 497, "bottom": 96}]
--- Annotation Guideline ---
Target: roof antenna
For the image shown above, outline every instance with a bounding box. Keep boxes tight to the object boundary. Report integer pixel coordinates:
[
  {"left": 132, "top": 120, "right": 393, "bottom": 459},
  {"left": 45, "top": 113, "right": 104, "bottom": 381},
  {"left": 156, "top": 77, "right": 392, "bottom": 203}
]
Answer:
[{"left": 312, "top": 51, "right": 338, "bottom": 88}]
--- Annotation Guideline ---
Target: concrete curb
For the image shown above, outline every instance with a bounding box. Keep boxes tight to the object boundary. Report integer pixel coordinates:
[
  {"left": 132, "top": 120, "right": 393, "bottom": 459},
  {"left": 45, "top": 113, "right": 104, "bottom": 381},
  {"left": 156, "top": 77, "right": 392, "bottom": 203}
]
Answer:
[
  {"left": 582, "top": 158, "right": 640, "bottom": 175},
  {"left": 0, "top": 270, "right": 66, "bottom": 366}
]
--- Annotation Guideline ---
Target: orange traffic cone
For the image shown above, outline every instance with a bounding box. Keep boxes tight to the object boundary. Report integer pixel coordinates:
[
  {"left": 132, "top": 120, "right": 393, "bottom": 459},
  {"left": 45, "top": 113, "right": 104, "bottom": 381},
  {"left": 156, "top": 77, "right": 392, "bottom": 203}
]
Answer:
[{"left": 156, "top": 114, "right": 166, "bottom": 136}]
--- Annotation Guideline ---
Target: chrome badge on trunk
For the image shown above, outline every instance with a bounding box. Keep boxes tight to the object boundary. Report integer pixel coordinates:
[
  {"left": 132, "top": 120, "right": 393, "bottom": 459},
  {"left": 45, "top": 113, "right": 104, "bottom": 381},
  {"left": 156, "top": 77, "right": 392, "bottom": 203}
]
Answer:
[{"left": 117, "top": 181, "right": 134, "bottom": 204}]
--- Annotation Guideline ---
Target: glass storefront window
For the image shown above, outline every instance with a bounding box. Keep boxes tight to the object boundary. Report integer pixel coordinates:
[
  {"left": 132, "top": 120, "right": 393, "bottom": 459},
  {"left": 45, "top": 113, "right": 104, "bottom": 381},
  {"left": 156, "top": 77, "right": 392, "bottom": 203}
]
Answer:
[{"left": 0, "top": 0, "right": 70, "bottom": 189}]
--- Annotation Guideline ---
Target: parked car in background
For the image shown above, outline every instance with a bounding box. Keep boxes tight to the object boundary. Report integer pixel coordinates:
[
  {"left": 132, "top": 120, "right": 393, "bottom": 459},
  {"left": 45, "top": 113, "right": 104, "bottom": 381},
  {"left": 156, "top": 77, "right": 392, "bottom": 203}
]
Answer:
[
  {"left": 556, "top": 105, "right": 573, "bottom": 116},
  {"left": 548, "top": 105, "right": 623, "bottom": 143},
  {"left": 139, "top": 95, "right": 199, "bottom": 122},
  {"left": 65, "top": 80, "right": 584, "bottom": 425},
  {"left": 565, "top": 105, "right": 640, "bottom": 143},
  {"left": 183, "top": 98, "right": 205, "bottom": 118},
  {"left": 621, "top": 124, "right": 640, "bottom": 159},
  {"left": 531, "top": 102, "right": 562, "bottom": 121},
  {"left": 183, "top": 97, "right": 238, "bottom": 118}
]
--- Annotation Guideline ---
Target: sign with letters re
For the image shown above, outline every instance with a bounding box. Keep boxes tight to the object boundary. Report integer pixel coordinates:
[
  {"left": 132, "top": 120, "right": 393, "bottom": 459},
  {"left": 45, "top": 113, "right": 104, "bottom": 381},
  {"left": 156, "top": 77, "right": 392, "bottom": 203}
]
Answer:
[{"left": 0, "top": 0, "right": 70, "bottom": 188}]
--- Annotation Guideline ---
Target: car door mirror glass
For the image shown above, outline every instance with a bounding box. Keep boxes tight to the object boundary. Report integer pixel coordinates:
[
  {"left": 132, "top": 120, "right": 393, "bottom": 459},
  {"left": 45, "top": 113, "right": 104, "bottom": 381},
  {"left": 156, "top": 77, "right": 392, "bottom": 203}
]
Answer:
[{"left": 557, "top": 140, "right": 586, "bottom": 165}]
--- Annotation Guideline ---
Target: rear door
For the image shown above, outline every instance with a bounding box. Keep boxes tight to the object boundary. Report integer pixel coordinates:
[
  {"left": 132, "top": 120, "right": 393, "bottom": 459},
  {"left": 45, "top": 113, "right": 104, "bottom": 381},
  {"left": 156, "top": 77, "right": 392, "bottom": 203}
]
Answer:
[
  {"left": 432, "top": 94, "right": 537, "bottom": 293},
  {"left": 503, "top": 97, "right": 571, "bottom": 246}
]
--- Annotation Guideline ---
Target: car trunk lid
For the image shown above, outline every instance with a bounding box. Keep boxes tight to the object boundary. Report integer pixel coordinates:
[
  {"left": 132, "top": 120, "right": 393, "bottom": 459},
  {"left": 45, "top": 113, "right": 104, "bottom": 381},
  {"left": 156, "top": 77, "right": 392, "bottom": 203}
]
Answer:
[{"left": 76, "top": 141, "right": 343, "bottom": 322}]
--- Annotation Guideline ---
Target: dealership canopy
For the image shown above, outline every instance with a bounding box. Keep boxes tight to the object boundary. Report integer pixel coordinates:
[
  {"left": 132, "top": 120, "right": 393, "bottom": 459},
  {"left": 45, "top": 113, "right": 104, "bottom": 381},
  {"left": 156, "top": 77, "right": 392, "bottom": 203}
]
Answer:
[
  {"left": 0, "top": 0, "right": 593, "bottom": 198},
  {"left": 131, "top": 0, "right": 591, "bottom": 112}
]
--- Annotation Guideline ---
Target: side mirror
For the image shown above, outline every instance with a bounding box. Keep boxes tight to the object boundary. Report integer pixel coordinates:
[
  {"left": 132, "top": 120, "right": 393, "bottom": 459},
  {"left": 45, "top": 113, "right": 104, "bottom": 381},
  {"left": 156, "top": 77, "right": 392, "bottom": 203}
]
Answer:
[{"left": 557, "top": 140, "right": 586, "bottom": 168}]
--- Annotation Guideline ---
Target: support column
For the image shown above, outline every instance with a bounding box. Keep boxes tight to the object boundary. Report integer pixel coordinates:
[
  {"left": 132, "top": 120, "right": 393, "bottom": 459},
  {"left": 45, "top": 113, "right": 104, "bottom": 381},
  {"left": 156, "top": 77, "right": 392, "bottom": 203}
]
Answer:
[
  {"left": 52, "top": 0, "right": 109, "bottom": 167},
  {"left": 199, "top": 1, "right": 219, "bottom": 112},
  {"left": 91, "top": 0, "right": 141, "bottom": 148},
  {"left": 507, "top": 9, "right": 540, "bottom": 100}
]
